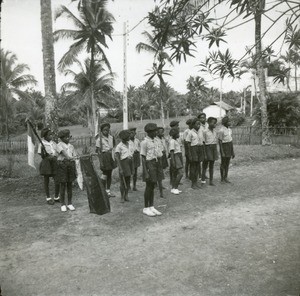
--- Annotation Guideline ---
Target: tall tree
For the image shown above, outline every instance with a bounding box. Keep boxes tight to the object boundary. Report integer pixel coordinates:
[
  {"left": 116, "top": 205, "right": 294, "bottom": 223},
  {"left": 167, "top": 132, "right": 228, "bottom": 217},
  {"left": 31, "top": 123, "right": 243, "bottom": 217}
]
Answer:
[
  {"left": 40, "top": 0, "right": 58, "bottom": 133},
  {"left": 285, "top": 24, "right": 300, "bottom": 91},
  {"left": 136, "top": 31, "right": 172, "bottom": 127},
  {"left": 186, "top": 76, "right": 208, "bottom": 114},
  {"left": 61, "top": 58, "right": 115, "bottom": 132},
  {"left": 54, "top": 0, "right": 115, "bottom": 134},
  {"left": 0, "top": 50, "right": 37, "bottom": 139},
  {"left": 147, "top": 0, "right": 300, "bottom": 145}
]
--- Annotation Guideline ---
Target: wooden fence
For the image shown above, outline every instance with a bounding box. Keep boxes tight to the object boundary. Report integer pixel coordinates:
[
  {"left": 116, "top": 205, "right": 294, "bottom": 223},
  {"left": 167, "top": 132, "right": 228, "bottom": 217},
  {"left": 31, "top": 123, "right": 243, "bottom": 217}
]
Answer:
[{"left": 0, "top": 127, "right": 299, "bottom": 154}]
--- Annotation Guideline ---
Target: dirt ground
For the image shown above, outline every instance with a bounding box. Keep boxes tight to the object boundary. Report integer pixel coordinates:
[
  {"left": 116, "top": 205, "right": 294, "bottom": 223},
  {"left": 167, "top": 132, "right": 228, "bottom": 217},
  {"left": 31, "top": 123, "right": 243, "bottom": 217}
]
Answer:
[{"left": 0, "top": 158, "right": 300, "bottom": 296}]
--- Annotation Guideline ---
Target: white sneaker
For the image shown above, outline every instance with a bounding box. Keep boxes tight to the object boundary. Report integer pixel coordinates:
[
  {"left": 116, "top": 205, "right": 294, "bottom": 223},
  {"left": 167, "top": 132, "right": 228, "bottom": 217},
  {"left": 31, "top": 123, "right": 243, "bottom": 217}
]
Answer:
[
  {"left": 171, "top": 188, "right": 175, "bottom": 193},
  {"left": 150, "top": 207, "right": 162, "bottom": 216},
  {"left": 143, "top": 207, "right": 156, "bottom": 217},
  {"left": 54, "top": 196, "right": 60, "bottom": 201},
  {"left": 61, "top": 205, "right": 67, "bottom": 212},
  {"left": 172, "top": 189, "right": 180, "bottom": 195},
  {"left": 67, "top": 204, "right": 75, "bottom": 211},
  {"left": 201, "top": 180, "right": 206, "bottom": 184}
]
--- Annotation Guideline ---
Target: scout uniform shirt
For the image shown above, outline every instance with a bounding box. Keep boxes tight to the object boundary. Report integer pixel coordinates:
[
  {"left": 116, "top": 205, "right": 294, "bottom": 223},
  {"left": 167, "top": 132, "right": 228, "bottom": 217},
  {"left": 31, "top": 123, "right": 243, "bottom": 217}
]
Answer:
[
  {"left": 56, "top": 142, "right": 76, "bottom": 161},
  {"left": 198, "top": 122, "right": 208, "bottom": 145},
  {"left": 218, "top": 125, "right": 233, "bottom": 143},
  {"left": 115, "top": 141, "right": 132, "bottom": 160},
  {"left": 96, "top": 134, "right": 114, "bottom": 152},
  {"left": 141, "top": 136, "right": 159, "bottom": 161},
  {"left": 203, "top": 128, "right": 218, "bottom": 145},
  {"left": 38, "top": 139, "right": 58, "bottom": 156},
  {"left": 183, "top": 128, "right": 191, "bottom": 141},
  {"left": 129, "top": 138, "right": 140, "bottom": 154},
  {"left": 168, "top": 138, "right": 182, "bottom": 154},
  {"left": 155, "top": 136, "right": 167, "bottom": 158},
  {"left": 185, "top": 128, "right": 201, "bottom": 146}
]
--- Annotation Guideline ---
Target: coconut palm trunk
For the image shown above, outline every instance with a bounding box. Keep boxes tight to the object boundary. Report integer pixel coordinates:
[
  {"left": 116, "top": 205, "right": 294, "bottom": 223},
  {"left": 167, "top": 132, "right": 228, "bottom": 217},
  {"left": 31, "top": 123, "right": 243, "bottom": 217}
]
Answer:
[
  {"left": 90, "top": 47, "right": 98, "bottom": 136},
  {"left": 40, "top": 0, "right": 58, "bottom": 133},
  {"left": 255, "top": 8, "right": 271, "bottom": 145}
]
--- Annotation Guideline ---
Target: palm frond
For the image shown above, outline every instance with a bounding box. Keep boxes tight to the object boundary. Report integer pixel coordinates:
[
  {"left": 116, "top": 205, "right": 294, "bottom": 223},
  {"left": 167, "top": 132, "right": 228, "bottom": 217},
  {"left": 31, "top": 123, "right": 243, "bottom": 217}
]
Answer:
[
  {"left": 57, "top": 39, "right": 86, "bottom": 71},
  {"left": 136, "top": 42, "right": 157, "bottom": 54},
  {"left": 95, "top": 44, "right": 112, "bottom": 72},
  {"left": 6, "top": 64, "right": 30, "bottom": 83},
  {"left": 54, "top": 5, "right": 85, "bottom": 29},
  {"left": 53, "top": 29, "right": 81, "bottom": 42},
  {"left": 11, "top": 75, "right": 37, "bottom": 88}
]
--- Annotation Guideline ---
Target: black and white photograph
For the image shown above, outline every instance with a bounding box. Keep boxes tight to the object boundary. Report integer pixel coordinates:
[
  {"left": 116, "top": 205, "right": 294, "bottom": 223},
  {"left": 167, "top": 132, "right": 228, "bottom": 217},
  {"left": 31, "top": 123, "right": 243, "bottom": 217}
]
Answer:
[{"left": 1, "top": 0, "right": 300, "bottom": 295}]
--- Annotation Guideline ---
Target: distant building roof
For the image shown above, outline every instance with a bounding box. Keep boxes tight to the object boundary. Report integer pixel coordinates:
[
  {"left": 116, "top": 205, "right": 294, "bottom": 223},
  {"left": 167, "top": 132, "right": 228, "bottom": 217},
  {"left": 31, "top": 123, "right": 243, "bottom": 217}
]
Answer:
[{"left": 212, "top": 101, "right": 234, "bottom": 111}]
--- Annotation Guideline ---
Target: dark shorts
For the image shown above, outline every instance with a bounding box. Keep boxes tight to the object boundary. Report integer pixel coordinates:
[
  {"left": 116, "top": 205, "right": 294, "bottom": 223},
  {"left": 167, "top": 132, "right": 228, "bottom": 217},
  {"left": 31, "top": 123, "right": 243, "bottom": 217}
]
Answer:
[
  {"left": 161, "top": 151, "right": 169, "bottom": 169},
  {"left": 99, "top": 151, "right": 116, "bottom": 171},
  {"left": 184, "top": 142, "right": 189, "bottom": 157},
  {"left": 173, "top": 153, "right": 183, "bottom": 169},
  {"left": 143, "top": 159, "right": 164, "bottom": 183},
  {"left": 221, "top": 142, "right": 234, "bottom": 158},
  {"left": 133, "top": 151, "right": 141, "bottom": 168},
  {"left": 189, "top": 146, "right": 199, "bottom": 162},
  {"left": 56, "top": 160, "right": 77, "bottom": 183},
  {"left": 120, "top": 158, "right": 134, "bottom": 177},
  {"left": 205, "top": 144, "right": 218, "bottom": 161},
  {"left": 198, "top": 145, "right": 205, "bottom": 162},
  {"left": 39, "top": 156, "right": 57, "bottom": 176},
  {"left": 190, "top": 146, "right": 205, "bottom": 162}
]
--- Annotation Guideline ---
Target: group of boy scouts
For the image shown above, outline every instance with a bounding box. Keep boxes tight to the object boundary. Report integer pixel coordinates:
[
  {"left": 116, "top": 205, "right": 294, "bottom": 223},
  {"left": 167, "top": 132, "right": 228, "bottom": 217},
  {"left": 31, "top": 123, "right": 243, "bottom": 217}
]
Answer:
[{"left": 38, "top": 113, "right": 234, "bottom": 217}]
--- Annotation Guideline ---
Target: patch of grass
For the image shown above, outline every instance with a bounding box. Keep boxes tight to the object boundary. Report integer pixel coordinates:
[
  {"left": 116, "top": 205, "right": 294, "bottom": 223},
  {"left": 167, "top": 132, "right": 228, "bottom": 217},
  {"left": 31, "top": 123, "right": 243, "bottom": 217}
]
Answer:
[{"left": 233, "top": 145, "right": 300, "bottom": 164}]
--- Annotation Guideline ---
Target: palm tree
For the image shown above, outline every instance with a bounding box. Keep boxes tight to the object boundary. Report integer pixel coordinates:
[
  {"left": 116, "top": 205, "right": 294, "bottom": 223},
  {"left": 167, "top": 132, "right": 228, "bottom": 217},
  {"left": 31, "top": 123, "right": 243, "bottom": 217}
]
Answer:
[
  {"left": 136, "top": 31, "right": 172, "bottom": 127},
  {"left": 280, "top": 49, "right": 300, "bottom": 91},
  {"left": 0, "top": 50, "right": 37, "bottom": 139},
  {"left": 40, "top": 0, "right": 58, "bottom": 133},
  {"left": 186, "top": 76, "right": 207, "bottom": 115},
  {"left": 61, "top": 58, "right": 115, "bottom": 133},
  {"left": 54, "top": 1, "right": 115, "bottom": 134}
]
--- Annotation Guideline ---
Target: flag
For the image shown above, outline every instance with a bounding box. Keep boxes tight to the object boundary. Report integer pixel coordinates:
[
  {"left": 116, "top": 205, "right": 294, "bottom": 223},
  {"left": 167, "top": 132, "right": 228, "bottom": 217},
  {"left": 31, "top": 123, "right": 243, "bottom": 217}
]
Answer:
[
  {"left": 27, "top": 122, "right": 36, "bottom": 169},
  {"left": 80, "top": 155, "right": 110, "bottom": 215},
  {"left": 75, "top": 159, "right": 83, "bottom": 190}
]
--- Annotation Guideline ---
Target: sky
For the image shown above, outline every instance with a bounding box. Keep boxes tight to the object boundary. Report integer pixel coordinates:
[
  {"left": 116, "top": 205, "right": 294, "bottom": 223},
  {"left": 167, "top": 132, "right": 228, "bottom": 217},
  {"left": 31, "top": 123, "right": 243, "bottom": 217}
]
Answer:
[{"left": 1, "top": 0, "right": 292, "bottom": 95}]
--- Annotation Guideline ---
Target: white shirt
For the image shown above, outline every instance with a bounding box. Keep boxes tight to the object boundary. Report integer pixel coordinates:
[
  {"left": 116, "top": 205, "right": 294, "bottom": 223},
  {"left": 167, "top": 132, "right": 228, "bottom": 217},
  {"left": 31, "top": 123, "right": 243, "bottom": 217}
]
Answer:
[
  {"left": 140, "top": 136, "right": 159, "bottom": 161},
  {"left": 56, "top": 142, "right": 76, "bottom": 161},
  {"left": 183, "top": 128, "right": 191, "bottom": 141},
  {"left": 169, "top": 138, "right": 182, "bottom": 154},
  {"left": 96, "top": 134, "right": 114, "bottom": 152},
  {"left": 218, "top": 126, "right": 233, "bottom": 143},
  {"left": 115, "top": 142, "right": 132, "bottom": 160},
  {"left": 38, "top": 139, "right": 57, "bottom": 156},
  {"left": 186, "top": 128, "right": 201, "bottom": 146},
  {"left": 203, "top": 129, "right": 218, "bottom": 145},
  {"left": 198, "top": 123, "right": 208, "bottom": 144},
  {"left": 155, "top": 136, "right": 167, "bottom": 158},
  {"left": 132, "top": 138, "right": 140, "bottom": 152}
]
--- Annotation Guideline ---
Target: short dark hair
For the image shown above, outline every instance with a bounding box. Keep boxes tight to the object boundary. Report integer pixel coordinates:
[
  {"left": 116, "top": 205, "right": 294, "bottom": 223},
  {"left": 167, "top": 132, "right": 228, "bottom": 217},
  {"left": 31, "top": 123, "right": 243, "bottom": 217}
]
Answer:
[{"left": 207, "top": 117, "right": 217, "bottom": 124}]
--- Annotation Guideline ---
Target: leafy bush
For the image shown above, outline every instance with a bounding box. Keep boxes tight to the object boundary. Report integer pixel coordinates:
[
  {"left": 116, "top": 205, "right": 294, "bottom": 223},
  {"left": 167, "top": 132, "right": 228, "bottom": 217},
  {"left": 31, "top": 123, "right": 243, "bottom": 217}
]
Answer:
[
  {"left": 255, "top": 92, "right": 300, "bottom": 127},
  {"left": 228, "top": 110, "right": 246, "bottom": 126}
]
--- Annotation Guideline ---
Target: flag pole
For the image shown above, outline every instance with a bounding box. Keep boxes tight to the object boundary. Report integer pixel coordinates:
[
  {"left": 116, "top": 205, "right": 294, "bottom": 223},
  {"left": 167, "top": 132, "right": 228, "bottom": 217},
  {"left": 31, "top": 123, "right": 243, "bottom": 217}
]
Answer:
[{"left": 25, "top": 119, "right": 46, "bottom": 150}]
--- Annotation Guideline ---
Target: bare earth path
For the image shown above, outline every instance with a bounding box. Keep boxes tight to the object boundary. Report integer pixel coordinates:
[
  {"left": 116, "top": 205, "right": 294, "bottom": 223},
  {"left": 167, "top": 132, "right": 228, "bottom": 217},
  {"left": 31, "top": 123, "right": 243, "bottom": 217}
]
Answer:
[{"left": 0, "top": 158, "right": 299, "bottom": 296}]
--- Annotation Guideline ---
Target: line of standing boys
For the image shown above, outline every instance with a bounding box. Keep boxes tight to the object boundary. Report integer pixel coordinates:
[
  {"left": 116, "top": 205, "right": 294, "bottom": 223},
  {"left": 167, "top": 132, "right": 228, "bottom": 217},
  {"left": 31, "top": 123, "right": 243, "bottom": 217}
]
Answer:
[
  {"left": 38, "top": 117, "right": 234, "bottom": 217},
  {"left": 111, "top": 115, "right": 235, "bottom": 217}
]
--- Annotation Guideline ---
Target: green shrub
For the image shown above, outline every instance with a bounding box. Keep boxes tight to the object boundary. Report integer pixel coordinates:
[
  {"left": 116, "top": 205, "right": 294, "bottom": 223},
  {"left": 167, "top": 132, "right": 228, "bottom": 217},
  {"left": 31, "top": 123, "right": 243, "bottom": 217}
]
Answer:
[{"left": 228, "top": 110, "right": 246, "bottom": 126}]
